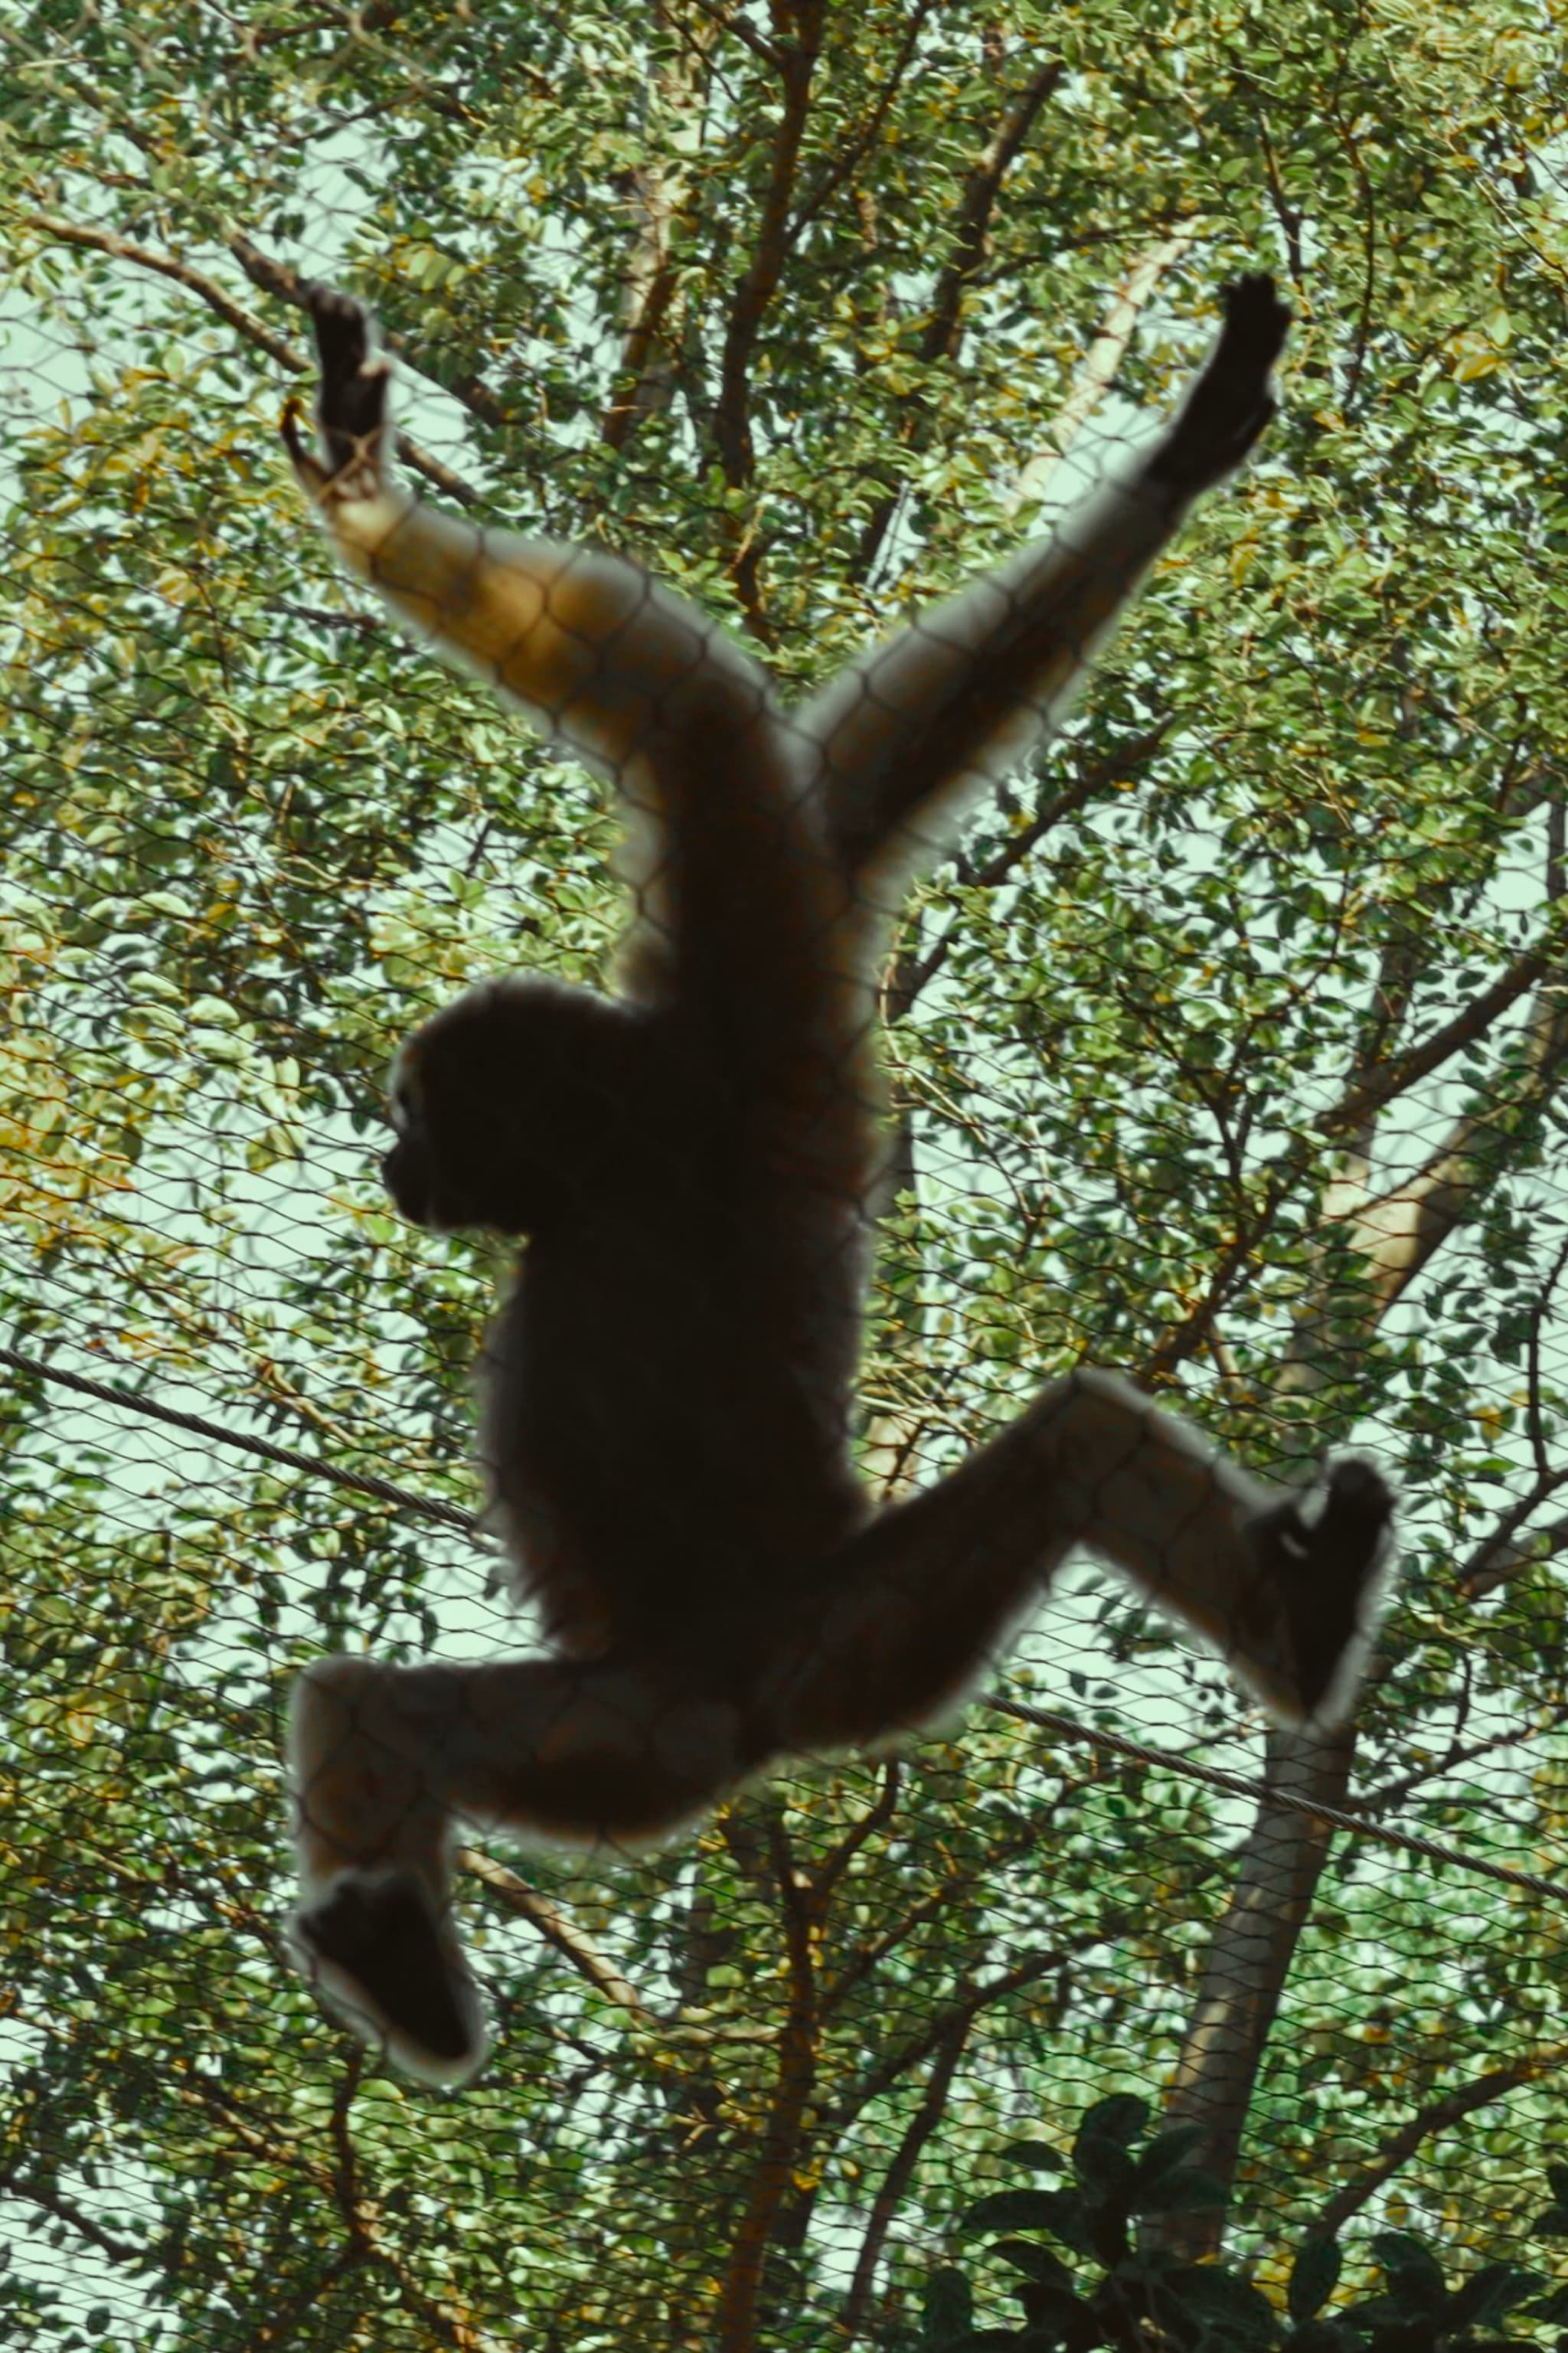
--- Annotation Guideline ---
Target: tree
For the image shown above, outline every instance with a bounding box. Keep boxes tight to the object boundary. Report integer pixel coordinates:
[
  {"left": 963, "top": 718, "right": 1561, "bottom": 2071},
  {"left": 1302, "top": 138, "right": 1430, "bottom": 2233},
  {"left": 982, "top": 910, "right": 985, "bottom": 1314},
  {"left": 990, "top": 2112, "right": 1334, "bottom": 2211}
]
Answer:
[{"left": 2, "top": 2, "right": 1568, "bottom": 2347}]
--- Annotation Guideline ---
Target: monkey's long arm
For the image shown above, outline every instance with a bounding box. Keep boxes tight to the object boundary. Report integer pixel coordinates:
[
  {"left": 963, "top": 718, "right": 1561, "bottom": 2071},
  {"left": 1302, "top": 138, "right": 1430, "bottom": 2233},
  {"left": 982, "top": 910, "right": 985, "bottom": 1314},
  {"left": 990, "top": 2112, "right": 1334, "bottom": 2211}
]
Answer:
[
  {"left": 284, "top": 292, "right": 776, "bottom": 787},
  {"left": 803, "top": 276, "right": 1289, "bottom": 889},
  {"left": 284, "top": 289, "right": 818, "bottom": 1028}
]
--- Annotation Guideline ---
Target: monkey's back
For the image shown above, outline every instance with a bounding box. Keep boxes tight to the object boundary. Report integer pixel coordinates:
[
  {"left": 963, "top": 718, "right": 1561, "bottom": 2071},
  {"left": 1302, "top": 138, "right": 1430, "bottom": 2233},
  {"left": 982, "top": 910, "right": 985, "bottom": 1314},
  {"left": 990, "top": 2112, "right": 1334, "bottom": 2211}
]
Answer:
[{"left": 478, "top": 1048, "right": 879, "bottom": 1662}]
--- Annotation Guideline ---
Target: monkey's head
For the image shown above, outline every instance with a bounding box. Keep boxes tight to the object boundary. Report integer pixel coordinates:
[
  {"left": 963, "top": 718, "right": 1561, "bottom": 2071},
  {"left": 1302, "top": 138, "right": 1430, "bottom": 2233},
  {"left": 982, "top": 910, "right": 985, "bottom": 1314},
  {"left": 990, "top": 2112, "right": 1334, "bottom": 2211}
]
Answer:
[{"left": 381, "top": 979, "right": 647, "bottom": 1237}]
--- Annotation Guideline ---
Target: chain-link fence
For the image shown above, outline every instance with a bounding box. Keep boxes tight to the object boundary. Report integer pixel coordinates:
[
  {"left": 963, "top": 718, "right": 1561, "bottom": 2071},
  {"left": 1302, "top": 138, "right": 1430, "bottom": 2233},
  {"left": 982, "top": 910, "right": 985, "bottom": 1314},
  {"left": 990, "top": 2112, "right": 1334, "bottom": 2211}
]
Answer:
[{"left": 4, "top": 6, "right": 1568, "bottom": 2348}]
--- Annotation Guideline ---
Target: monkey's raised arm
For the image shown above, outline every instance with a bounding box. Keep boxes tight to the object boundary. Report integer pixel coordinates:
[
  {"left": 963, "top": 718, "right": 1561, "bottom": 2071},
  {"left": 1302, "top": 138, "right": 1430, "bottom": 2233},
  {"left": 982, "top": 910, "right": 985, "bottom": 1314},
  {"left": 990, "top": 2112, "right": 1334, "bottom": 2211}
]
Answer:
[
  {"left": 802, "top": 276, "right": 1290, "bottom": 891},
  {"left": 284, "top": 289, "right": 813, "bottom": 1021},
  {"left": 285, "top": 292, "right": 779, "bottom": 780}
]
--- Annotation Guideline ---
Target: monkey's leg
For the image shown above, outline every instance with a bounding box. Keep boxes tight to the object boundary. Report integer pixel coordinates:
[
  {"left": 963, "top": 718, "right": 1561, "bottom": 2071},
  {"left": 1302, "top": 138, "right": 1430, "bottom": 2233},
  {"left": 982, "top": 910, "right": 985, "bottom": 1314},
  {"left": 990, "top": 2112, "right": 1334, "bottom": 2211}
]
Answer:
[
  {"left": 766, "top": 1368, "right": 1393, "bottom": 1751},
  {"left": 288, "top": 1652, "right": 746, "bottom": 2082}
]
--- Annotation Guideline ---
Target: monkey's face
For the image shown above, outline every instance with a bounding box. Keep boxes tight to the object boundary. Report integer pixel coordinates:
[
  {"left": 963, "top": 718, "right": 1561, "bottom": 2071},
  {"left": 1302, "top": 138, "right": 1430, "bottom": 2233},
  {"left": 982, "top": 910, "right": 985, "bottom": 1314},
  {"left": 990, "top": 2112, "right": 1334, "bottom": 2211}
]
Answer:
[
  {"left": 381, "top": 1017, "right": 515, "bottom": 1234},
  {"left": 381, "top": 980, "right": 648, "bottom": 1237},
  {"left": 380, "top": 1040, "right": 445, "bottom": 1228}
]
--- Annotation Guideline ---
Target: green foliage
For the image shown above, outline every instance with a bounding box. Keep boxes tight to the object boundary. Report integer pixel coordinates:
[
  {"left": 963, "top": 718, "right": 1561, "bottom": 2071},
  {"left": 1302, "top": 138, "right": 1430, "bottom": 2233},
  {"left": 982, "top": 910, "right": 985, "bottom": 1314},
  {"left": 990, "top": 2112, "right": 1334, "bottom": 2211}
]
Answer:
[
  {"left": 931, "top": 2105, "right": 1558, "bottom": 2353},
  {"left": 2, "top": 0, "right": 1568, "bottom": 2345}
]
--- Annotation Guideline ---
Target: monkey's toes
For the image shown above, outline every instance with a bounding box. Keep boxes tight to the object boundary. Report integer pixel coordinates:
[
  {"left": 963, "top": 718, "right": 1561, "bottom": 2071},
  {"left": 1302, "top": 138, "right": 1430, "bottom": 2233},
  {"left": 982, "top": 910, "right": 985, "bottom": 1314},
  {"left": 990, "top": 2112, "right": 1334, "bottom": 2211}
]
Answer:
[{"left": 297, "top": 1870, "right": 478, "bottom": 2066}]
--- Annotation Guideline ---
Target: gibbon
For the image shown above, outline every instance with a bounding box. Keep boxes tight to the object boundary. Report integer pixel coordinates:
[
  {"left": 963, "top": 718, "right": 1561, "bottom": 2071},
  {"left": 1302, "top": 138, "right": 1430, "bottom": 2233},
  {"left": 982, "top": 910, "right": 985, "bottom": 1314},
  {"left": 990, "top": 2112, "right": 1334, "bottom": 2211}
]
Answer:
[{"left": 281, "top": 276, "right": 1393, "bottom": 2085}]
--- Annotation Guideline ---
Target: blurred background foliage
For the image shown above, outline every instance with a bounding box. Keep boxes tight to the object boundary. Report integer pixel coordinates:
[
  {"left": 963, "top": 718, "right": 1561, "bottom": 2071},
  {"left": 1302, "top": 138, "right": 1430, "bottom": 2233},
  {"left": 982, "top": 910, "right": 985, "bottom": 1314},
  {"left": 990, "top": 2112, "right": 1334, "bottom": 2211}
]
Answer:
[{"left": 3, "top": 1, "right": 1568, "bottom": 2346}]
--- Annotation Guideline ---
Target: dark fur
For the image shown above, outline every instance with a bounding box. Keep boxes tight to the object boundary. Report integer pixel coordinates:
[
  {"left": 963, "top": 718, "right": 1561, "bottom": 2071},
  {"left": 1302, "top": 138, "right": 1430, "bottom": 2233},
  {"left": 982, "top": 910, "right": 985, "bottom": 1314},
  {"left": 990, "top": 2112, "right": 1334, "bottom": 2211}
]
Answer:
[
  {"left": 279, "top": 277, "right": 1399, "bottom": 2087},
  {"left": 359, "top": 282, "right": 1293, "bottom": 1670}
]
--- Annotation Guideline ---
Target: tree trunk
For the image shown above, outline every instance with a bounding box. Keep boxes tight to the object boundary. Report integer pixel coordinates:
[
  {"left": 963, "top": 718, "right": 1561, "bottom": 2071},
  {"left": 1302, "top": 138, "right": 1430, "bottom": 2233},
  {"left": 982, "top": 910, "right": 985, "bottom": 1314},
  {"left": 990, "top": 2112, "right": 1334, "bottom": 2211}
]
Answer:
[{"left": 1148, "top": 1722, "right": 1354, "bottom": 2257}]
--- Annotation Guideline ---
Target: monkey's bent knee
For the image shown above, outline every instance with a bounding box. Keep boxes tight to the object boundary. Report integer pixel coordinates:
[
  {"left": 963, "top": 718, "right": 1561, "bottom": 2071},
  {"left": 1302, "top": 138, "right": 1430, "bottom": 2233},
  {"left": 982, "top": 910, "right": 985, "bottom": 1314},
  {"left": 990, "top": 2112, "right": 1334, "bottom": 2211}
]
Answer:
[
  {"left": 290, "top": 1655, "right": 460, "bottom": 1743},
  {"left": 292, "top": 1651, "right": 381, "bottom": 1711},
  {"left": 288, "top": 1655, "right": 459, "bottom": 1890},
  {"left": 1027, "top": 1364, "right": 1146, "bottom": 1420}
]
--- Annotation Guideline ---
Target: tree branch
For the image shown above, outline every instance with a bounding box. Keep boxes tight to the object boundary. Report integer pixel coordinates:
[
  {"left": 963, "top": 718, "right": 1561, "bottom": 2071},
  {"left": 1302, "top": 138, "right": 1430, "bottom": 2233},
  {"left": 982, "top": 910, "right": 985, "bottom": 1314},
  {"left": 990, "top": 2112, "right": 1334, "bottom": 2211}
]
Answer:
[
  {"left": 230, "top": 2244, "right": 368, "bottom": 2353},
  {"left": 853, "top": 53, "right": 1063, "bottom": 580},
  {"left": 838, "top": 2020, "right": 971, "bottom": 2345},
  {"left": 714, "top": 1, "right": 827, "bottom": 489},
  {"left": 1011, "top": 232, "right": 1197, "bottom": 511},
  {"left": 1277, "top": 965, "right": 1568, "bottom": 1408},
  {"left": 1142, "top": 1185, "right": 1296, "bottom": 1387},
  {"left": 825, "top": 1950, "right": 1066, "bottom": 2128},
  {"left": 1308, "top": 2047, "right": 1568, "bottom": 2241},
  {"left": 1460, "top": 1489, "right": 1568, "bottom": 1597},
  {"left": 28, "top": 210, "right": 299, "bottom": 366},
  {"left": 1319, "top": 927, "right": 1565, "bottom": 1142},
  {"left": 717, "top": 1817, "right": 822, "bottom": 2352},
  {"left": 808, "top": 1760, "right": 903, "bottom": 1900},
  {"left": 1349, "top": 971, "right": 1568, "bottom": 1313},
  {"left": 2, "top": 2178, "right": 146, "bottom": 2269},
  {"left": 687, "top": 0, "right": 783, "bottom": 67},
  {"left": 228, "top": 230, "right": 511, "bottom": 435},
  {"left": 787, "top": 1, "right": 939, "bottom": 240},
  {"left": 919, "top": 56, "right": 1065, "bottom": 367},
  {"left": 896, "top": 720, "right": 1174, "bottom": 1018},
  {"left": 461, "top": 1848, "right": 648, "bottom": 2015},
  {"left": 180, "top": 2067, "right": 501, "bottom": 2351},
  {"left": 602, "top": 178, "right": 686, "bottom": 450},
  {"left": 1151, "top": 1724, "right": 1355, "bottom": 2260}
]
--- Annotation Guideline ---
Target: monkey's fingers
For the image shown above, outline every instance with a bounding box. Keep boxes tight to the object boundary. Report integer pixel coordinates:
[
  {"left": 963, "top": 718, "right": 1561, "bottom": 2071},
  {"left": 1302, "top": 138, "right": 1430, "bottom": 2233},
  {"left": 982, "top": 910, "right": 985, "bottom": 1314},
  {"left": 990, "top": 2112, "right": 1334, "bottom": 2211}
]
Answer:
[
  {"left": 279, "top": 394, "right": 328, "bottom": 494},
  {"left": 1148, "top": 272, "right": 1292, "bottom": 495},
  {"left": 295, "top": 1868, "right": 482, "bottom": 2074},
  {"left": 298, "top": 283, "right": 392, "bottom": 481},
  {"left": 304, "top": 281, "right": 372, "bottom": 377}
]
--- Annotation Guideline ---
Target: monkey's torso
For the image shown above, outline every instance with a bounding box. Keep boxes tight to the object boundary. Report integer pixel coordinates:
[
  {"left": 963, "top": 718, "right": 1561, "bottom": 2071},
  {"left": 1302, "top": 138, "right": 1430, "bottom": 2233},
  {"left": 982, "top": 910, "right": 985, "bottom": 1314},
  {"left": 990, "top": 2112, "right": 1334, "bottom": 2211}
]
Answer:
[{"left": 477, "top": 1033, "right": 879, "bottom": 1664}]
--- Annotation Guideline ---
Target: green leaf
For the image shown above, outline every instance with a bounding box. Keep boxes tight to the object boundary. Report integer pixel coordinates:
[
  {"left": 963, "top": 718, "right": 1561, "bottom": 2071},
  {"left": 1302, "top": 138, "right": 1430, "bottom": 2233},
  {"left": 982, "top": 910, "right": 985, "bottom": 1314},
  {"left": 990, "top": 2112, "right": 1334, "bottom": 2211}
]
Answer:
[
  {"left": 1133, "top": 2123, "right": 1210, "bottom": 2185},
  {"left": 991, "top": 2240, "right": 1080, "bottom": 2293},
  {"left": 1448, "top": 2264, "right": 1539, "bottom": 2332},
  {"left": 1135, "top": 2166, "right": 1229, "bottom": 2217},
  {"left": 920, "top": 2267, "right": 975, "bottom": 2347},
  {"left": 1074, "top": 2095, "right": 1150, "bottom": 2155},
  {"left": 1163, "top": 2265, "right": 1279, "bottom": 2348},
  {"left": 1368, "top": 2234, "right": 1447, "bottom": 2315},
  {"left": 1289, "top": 2238, "right": 1342, "bottom": 2325},
  {"left": 965, "top": 2190, "right": 1089, "bottom": 2253}
]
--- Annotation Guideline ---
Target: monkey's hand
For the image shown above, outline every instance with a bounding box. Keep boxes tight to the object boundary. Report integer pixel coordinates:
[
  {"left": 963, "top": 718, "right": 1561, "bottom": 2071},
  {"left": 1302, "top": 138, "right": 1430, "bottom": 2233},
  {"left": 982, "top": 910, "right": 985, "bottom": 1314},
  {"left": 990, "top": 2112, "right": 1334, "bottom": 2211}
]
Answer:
[
  {"left": 281, "top": 286, "right": 393, "bottom": 501},
  {"left": 1249, "top": 1456, "right": 1396, "bottom": 1724},
  {"left": 1145, "top": 273, "right": 1292, "bottom": 498}
]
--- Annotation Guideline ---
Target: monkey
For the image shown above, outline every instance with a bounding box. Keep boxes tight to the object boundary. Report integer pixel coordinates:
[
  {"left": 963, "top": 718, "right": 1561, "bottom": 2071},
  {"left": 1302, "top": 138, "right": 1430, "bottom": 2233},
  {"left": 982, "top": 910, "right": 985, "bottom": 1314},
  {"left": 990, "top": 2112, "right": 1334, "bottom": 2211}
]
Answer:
[{"left": 279, "top": 276, "right": 1394, "bottom": 2085}]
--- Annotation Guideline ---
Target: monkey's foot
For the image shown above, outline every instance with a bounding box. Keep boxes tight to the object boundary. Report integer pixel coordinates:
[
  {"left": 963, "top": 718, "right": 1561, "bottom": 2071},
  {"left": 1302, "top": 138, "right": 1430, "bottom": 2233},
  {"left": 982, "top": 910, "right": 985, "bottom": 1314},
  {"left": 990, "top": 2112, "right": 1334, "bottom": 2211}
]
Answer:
[
  {"left": 292, "top": 1868, "right": 487, "bottom": 2086},
  {"left": 1249, "top": 1456, "right": 1396, "bottom": 1724},
  {"left": 1148, "top": 273, "right": 1292, "bottom": 495}
]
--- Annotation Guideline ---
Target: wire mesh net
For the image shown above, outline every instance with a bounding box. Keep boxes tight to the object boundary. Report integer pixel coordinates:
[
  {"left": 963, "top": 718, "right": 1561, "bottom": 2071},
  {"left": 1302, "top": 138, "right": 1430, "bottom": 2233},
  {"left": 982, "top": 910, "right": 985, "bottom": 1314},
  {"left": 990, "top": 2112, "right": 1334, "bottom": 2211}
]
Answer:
[{"left": 3, "top": 6, "right": 1568, "bottom": 2349}]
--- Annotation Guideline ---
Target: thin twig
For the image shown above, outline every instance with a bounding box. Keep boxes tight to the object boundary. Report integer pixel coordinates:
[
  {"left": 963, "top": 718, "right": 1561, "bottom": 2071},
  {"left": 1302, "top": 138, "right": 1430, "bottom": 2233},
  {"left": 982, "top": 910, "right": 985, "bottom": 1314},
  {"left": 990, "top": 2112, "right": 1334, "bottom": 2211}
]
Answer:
[
  {"left": 838, "top": 2020, "right": 970, "bottom": 2344},
  {"left": 0, "top": 1342, "right": 479, "bottom": 1535}
]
